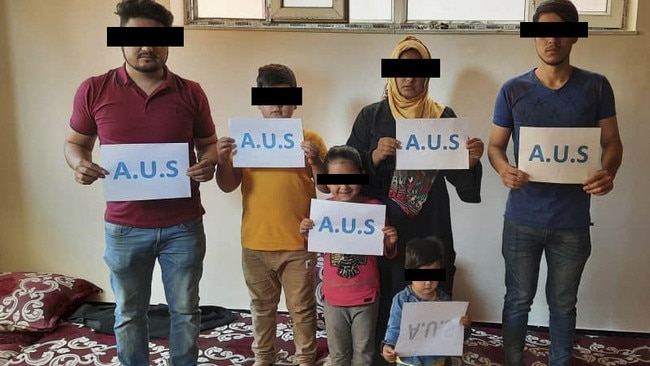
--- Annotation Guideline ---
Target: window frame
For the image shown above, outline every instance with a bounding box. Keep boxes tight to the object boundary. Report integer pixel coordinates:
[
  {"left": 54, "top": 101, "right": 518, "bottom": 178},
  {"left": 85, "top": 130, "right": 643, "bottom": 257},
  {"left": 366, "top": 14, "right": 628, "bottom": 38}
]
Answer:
[
  {"left": 531, "top": 0, "right": 626, "bottom": 29},
  {"left": 270, "top": 0, "right": 348, "bottom": 23},
  {"left": 170, "top": 0, "right": 636, "bottom": 33}
]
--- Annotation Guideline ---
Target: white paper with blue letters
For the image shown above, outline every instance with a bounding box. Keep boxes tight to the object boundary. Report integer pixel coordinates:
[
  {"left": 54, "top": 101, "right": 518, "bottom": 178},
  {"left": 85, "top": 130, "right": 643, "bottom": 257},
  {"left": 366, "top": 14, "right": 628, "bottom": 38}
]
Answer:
[
  {"left": 307, "top": 199, "right": 386, "bottom": 256},
  {"left": 518, "top": 127, "right": 601, "bottom": 184},
  {"left": 395, "top": 118, "right": 469, "bottom": 170},
  {"left": 229, "top": 118, "right": 304, "bottom": 168},
  {"left": 101, "top": 143, "right": 190, "bottom": 202}
]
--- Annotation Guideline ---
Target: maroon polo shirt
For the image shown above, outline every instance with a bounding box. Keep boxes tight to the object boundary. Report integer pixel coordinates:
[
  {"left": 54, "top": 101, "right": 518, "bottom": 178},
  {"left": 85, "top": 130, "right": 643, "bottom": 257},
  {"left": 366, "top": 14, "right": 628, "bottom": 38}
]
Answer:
[{"left": 70, "top": 64, "right": 215, "bottom": 228}]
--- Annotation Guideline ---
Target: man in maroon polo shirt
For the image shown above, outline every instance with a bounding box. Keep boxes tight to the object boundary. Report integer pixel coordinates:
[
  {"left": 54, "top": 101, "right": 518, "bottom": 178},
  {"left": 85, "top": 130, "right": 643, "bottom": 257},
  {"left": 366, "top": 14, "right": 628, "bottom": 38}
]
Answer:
[{"left": 63, "top": 1, "right": 217, "bottom": 365}]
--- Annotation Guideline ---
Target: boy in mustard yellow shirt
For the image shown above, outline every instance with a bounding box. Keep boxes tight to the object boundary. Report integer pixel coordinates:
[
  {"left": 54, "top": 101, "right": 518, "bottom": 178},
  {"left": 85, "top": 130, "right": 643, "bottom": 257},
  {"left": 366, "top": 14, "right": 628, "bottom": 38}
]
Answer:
[{"left": 216, "top": 64, "right": 328, "bottom": 366}]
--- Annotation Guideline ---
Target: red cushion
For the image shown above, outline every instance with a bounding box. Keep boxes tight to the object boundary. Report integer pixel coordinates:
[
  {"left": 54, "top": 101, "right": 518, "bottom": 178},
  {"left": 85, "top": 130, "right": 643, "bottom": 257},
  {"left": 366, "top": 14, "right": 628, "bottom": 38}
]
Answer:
[{"left": 0, "top": 272, "right": 102, "bottom": 332}]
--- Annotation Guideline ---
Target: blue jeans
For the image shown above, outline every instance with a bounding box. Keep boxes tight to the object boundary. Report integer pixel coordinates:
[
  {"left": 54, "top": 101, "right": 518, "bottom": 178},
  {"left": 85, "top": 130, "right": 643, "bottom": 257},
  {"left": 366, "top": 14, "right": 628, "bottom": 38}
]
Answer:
[
  {"left": 103, "top": 218, "right": 206, "bottom": 366},
  {"left": 501, "top": 220, "right": 591, "bottom": 366}
]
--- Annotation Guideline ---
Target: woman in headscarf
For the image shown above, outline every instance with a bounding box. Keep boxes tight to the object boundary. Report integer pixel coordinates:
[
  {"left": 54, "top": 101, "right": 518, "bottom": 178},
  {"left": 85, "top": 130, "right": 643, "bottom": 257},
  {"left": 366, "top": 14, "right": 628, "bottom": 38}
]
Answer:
[{"left": 346, "top": 36, "right": 484, "bottom": 366}]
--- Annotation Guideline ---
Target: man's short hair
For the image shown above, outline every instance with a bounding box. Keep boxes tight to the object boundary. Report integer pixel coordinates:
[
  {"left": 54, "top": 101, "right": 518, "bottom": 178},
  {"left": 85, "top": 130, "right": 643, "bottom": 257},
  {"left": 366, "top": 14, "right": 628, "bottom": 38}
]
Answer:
[
  {"left": 257, "top": 64, "right": 298, "bottom": 88},
  {"left": 115, "top": 0, "right": 174, "bottom": 27},
  {"left": 405, "top": 236, "right": 445, "bottom": 270},
  {"left": 533, "top": 0, "right": 579, "bottom": 22}
]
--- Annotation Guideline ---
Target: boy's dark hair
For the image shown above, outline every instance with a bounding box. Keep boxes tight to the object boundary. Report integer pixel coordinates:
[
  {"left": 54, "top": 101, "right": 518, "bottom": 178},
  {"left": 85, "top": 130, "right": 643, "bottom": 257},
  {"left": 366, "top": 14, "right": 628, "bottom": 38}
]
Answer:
[
  {"left": 533, "top": 0, "right": 579, "bottom": 22},
  {"left": 257, "top": 64, "right": 298, "bottom": 88},
  {"left": 405, "top": 236, "right": 444, "bottom": 270},
  {"left": 115, "top": 0, "right": 174, "bottom": 27},
  {"left": 324, "top": 145, "right": 364, "bottom": 173}
]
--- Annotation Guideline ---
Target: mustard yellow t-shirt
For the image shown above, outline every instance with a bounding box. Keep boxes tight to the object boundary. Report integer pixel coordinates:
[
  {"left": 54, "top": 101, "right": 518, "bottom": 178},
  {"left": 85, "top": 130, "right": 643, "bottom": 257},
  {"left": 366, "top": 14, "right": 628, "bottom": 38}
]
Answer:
[{"left": 241, "top": 130, "right": 327, "bottom": 251}]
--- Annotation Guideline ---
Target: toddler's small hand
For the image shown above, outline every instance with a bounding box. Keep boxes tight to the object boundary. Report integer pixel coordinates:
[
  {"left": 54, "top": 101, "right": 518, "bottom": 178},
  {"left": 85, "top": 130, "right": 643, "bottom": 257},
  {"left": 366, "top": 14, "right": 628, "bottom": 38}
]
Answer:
[
  {"left": 382, "top": 344, "right": 397, "bottom": 363},
  {"left": 460, "top": 315, "right": 472, "bottom": 328}
]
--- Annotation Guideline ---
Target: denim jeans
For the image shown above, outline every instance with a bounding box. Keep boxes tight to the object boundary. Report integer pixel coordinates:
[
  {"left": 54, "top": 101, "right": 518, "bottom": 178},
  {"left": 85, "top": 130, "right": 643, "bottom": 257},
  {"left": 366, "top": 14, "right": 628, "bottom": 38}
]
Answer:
[
  {"left": 501, "top": 220, "right": 591, "bottom": 366},
  {"left": 103, "top": 218, "right": 206, "bottom": 366}
]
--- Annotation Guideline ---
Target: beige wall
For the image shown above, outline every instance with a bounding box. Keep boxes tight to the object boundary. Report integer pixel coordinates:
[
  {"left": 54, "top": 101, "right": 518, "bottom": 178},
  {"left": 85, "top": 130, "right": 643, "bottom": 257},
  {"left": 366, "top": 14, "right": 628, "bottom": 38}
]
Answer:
[{"left": 1, "top": 0, "right": 648, "bottom": 332}]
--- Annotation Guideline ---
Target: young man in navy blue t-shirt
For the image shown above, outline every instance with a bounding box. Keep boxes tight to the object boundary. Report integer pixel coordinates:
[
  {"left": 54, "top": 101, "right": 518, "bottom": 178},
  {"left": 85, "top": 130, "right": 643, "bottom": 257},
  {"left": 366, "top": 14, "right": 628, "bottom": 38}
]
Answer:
[{"left": 487, "top": 1, "right": 623, "bottom": 366}]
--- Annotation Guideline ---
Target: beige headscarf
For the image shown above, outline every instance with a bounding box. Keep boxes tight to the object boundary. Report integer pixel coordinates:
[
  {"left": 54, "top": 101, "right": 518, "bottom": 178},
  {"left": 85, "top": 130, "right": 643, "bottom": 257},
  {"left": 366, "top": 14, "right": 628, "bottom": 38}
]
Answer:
[{"left": 386, "top": 36, "right": 446, "bottom": 120}]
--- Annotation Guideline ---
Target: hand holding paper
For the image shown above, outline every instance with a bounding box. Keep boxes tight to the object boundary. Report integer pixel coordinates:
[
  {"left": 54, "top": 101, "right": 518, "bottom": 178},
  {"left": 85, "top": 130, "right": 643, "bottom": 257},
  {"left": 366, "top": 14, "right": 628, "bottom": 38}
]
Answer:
[
  {"left": 381, "top": 344, "right": 398, "bottom": 364},
  {"left": 186, "top": 159, "right": 215, "bottom": 182},
  {"left": 460, "top": 314, "right": 472, "bottom": 328},
  {"left": 372, "top": 137, "right": 401, "bottom": 167},
  {"left": 382, "top": 226, "right": 398, "bottom": 254},
  {"left": 466, "top": 137, "right": 484, "bottom": 168},
  {"left": 300, "top": 218, "right": 315, "bottom": 236},
  {"left": 301, "top": 140, "right": 323, "bottom": 167},
  {"left": 216, "top": 137, "right": 237, "bottom": 165},
  {"left": 583, "top": 169, "right": 615, "bottom": 196},
  {"left": 499, "top": 164, "right": 531, "bottom": 190},
  {"left": 73, "top": 159, "right": 109, "bottom": 185}
]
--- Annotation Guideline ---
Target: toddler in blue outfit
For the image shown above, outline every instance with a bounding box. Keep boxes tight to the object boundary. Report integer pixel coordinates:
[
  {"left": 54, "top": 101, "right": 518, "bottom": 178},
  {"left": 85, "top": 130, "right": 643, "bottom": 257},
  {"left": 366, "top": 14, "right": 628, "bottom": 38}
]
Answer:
[{"left": 381, "top": 237, "right": 472, "bottom": 366}]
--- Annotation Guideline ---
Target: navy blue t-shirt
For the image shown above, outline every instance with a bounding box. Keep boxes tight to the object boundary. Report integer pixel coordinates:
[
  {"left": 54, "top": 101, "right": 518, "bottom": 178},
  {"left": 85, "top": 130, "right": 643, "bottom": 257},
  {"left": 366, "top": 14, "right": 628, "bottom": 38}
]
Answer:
[{"left": 492, "top": 67, "right": 616, "bottom": 228}]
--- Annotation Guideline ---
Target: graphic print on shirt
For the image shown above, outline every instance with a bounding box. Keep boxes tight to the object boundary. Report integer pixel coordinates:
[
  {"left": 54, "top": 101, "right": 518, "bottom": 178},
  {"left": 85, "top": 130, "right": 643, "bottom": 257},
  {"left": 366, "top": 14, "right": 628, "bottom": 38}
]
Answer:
[{"left": 331, "top": 253, "right": 367, "bottom": 279}]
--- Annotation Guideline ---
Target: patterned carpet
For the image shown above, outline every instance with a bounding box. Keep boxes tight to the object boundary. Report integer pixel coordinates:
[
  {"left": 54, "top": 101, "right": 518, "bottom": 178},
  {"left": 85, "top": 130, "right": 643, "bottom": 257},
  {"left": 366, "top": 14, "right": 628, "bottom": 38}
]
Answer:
[
  {"left": 2, "top": 317, "right": 648, "bottom": 365},
  {"left": 1, "top": 312, "right": 330, "bottom": 366},
  {"left": 451, "top": 325, "right": 650, "bottom": 366}
]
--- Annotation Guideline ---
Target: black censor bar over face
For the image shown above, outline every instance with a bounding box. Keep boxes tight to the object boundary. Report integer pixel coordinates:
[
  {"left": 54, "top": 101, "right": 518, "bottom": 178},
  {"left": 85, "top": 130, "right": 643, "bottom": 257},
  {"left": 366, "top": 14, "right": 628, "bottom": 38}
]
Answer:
[
  {"left": 317, "top": 174, "right": 370, "bottom": 185},
  {"left": 405, "top": 269, "right": 446, "bottom": 282},
  {"left": 381, "top": 59, "right": 441, "bottom": 78},
  {"left": 519, "top": 22, "right": 589, "bottom": 38},
  {"left": 107, "top": 27, "right": 185, "bottom": 47},
  {"left": 251, "top": 87, "right": 303, "bottom": 106}
]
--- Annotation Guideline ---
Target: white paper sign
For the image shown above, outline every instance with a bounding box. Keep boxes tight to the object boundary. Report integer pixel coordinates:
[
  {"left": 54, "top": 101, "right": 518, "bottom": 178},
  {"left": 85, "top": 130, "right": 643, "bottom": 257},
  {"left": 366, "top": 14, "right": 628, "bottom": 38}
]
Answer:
[
  {"left": 395, "top": 118, "right": 469, "bottom": 170},
  {"left": 518, "top": 127, "right": 602, "bottom": 184},
  {"left": 101, "top": 143, "right": 190, "bottom": 202},
  {"left": 229, "top": 118, "right": 304, "bottom": 168},
  {"left": 394, "top": 301, "right": 468, "bottom": 357},
  {"left": 307, "top": 199, "right": 386, "bottom": 256}
]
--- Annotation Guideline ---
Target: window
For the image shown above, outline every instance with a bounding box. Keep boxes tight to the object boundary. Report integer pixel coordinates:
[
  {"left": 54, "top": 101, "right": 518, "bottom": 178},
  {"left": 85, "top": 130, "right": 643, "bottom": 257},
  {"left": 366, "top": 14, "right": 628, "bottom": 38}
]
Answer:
[
  {"left": 193, "top": 0, "right": 265, "bottom": 19},
  {"left": 539, "top": 0, "right": 626, "bottom": 28},
  {"left": 171, "top": 0, "right": 634, "bottom": 32},
  {"left": 270, "top": 0, "right": 347, "bottom": 22},
  {"left": 407, "top": 0, "right": 526, "bottom": 22}
]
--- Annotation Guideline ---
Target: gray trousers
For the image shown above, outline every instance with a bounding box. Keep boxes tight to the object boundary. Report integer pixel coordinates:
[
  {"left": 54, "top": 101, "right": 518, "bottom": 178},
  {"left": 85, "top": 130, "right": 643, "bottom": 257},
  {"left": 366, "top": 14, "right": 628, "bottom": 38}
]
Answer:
[{"left": 324, "top": 301, "right": 380, "bottom": 366}]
